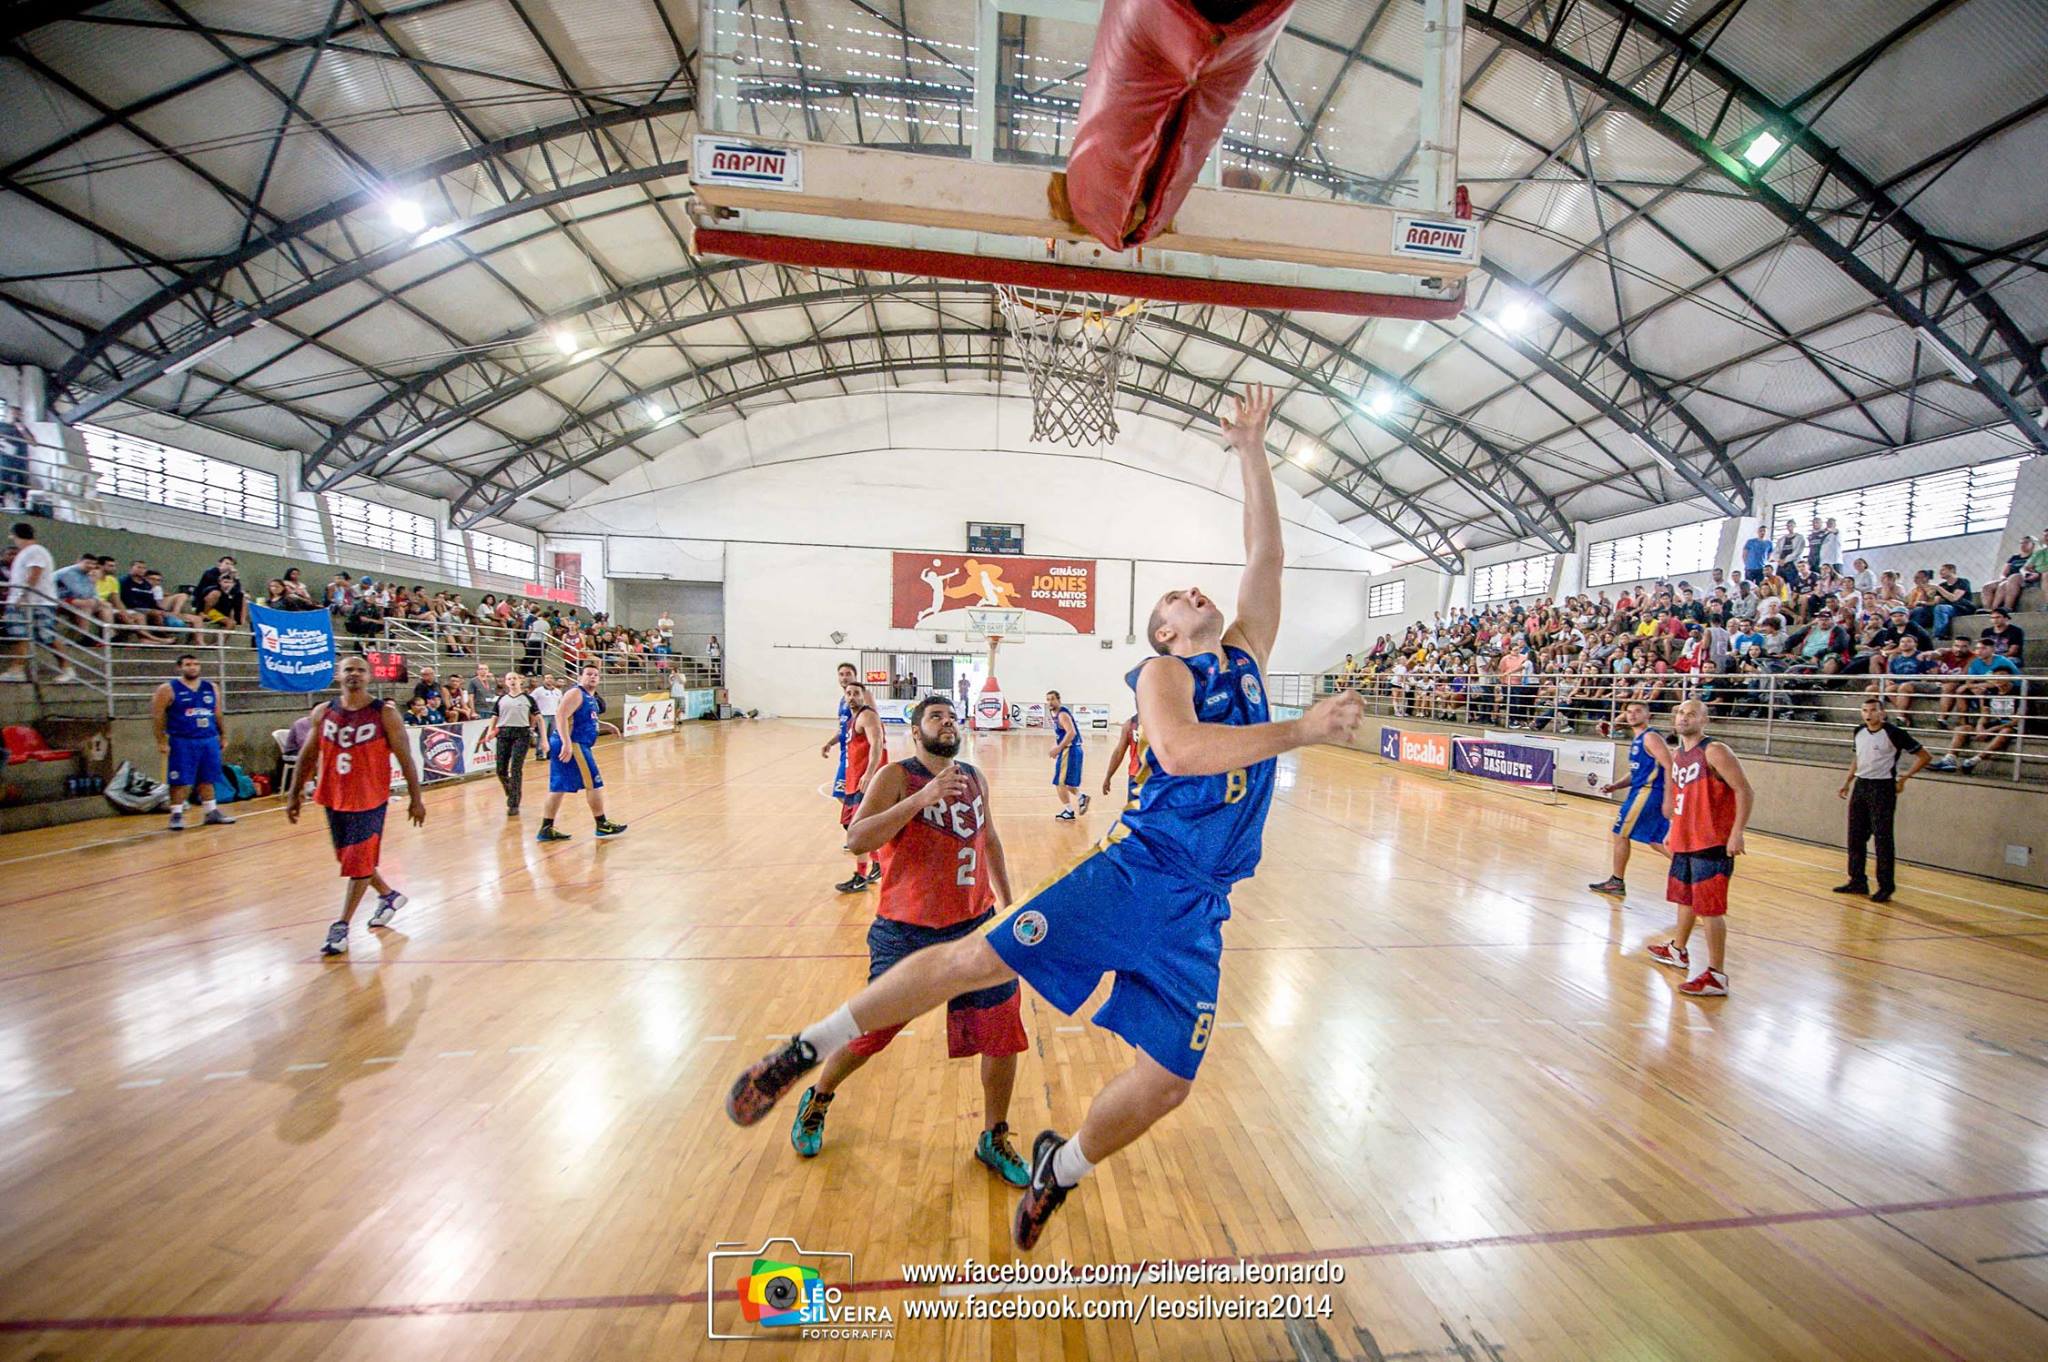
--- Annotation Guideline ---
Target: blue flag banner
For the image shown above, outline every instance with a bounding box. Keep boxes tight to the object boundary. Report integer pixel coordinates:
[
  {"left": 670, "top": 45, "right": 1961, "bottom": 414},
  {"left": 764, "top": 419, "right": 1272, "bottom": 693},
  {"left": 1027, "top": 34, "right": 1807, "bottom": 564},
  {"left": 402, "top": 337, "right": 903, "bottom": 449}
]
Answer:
[
  {"left": 1450, "top": 736, "right": 1556, "bottom": 788},
  {"left": 250, "top": 603, "right": 336, "bottom": 692}
]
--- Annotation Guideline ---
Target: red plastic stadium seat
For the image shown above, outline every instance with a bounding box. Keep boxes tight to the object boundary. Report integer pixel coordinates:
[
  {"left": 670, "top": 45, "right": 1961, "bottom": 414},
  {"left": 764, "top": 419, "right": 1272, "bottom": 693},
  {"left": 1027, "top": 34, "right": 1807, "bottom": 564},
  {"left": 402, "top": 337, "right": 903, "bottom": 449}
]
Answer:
[{"left": 3, "top": 725, "right": 78, "bottom": 763}]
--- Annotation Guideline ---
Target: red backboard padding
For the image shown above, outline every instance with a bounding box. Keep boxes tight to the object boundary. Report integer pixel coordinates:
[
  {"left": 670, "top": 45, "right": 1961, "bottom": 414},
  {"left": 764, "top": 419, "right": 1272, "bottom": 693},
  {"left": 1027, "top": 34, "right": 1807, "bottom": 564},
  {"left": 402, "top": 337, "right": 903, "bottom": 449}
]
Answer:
[{"left": 1062, "top": 0, "right": 1296, "bottom": 250}]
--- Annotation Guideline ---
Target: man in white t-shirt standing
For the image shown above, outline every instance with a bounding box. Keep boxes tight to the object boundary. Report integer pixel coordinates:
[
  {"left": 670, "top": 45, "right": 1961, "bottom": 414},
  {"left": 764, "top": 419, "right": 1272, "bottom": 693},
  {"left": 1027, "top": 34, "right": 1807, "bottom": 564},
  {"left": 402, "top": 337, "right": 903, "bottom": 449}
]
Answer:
[
  {"left": 531, "top": 673, "right": 565, "bottom": 766},
  {"left": 656, "top": 611, "right": 675, "bottom": 647},
  {"left": 3, "top": 521, "right": 73, "bottom": 684}
]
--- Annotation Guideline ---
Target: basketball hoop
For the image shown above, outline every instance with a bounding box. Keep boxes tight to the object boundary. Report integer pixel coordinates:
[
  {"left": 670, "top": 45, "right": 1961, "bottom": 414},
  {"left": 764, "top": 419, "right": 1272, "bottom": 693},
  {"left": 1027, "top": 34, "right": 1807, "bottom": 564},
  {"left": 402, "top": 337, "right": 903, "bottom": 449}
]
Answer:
[
  {"left": 996, "top": 285, "right": 1146, "bottom": 446},
  {"left": 966, "top": 608, "right": 1024, "bottom": 644}
]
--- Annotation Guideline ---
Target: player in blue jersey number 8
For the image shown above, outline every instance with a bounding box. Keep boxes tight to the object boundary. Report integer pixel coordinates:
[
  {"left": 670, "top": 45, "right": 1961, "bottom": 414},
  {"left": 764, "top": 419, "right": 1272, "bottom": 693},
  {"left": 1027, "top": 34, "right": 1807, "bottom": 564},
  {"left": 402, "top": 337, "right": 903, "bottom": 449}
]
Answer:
[{"left": 723, "top": 384, "right": 1366, "bottom": 1251}]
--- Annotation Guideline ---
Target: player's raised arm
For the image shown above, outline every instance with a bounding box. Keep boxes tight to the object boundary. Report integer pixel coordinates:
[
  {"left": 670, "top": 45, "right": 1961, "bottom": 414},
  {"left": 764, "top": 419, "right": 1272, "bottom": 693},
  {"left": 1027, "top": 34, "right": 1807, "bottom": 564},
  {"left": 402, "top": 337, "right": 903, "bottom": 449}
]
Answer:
[
  {"left": 1137, "top": 653, "right": 1361, "bottom": 778},
  {"left": 1219, "top": 383, "right": 1282, "bottom": 667}
]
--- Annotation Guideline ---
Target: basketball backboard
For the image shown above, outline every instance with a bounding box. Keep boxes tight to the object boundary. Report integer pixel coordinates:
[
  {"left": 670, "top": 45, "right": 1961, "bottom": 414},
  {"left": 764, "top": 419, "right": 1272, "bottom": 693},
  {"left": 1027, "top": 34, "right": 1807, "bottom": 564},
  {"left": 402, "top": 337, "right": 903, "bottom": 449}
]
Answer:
[{"left": 688, "top": 0, "right": 1477, "bottom": 319}]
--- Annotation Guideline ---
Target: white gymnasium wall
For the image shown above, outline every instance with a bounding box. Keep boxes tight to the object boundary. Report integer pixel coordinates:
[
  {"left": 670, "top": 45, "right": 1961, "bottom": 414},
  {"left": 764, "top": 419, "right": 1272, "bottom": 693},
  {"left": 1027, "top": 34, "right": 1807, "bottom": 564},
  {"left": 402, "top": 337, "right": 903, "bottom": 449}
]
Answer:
[{"left": 538, "top": 392, "right": 1389, "bottom": 716}]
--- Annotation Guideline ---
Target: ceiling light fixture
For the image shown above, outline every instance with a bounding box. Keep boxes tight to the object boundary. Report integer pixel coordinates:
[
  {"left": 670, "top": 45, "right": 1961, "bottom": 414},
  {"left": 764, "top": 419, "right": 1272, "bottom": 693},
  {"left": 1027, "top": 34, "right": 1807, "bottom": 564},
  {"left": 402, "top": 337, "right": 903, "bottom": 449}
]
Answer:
[
  {"left": 643, "top": 399, "right": 666, "bottom": 421},
  {"left": 386, "top": 197, "right": 427, "bottom": 233},
  {"left": 1739, "top": 129, "right": 1784, "bottom": 169},
  {"left": 551, "top": 328, "right": 579, "bottom": 356}
]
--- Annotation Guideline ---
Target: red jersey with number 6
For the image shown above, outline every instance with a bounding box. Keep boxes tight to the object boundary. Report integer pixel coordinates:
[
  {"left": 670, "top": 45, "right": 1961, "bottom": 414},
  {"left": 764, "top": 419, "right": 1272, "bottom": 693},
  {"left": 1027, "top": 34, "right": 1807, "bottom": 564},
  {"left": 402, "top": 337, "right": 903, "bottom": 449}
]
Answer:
[
  {"left": 877, "top": 758, "right": 992, "bottom": 928},
  {"left": 313, "top": 698, "right": 393, "bottom": 812},
  {"left": 1667, "top": 738, "right": 1736, "bottom": 853}
]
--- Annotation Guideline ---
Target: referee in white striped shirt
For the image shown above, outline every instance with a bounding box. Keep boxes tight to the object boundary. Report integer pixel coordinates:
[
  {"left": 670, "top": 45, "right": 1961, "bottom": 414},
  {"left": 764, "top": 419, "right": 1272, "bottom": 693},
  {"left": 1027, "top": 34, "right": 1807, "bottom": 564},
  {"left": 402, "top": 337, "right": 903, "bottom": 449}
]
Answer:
[{"left": 1835, "top": 696, "right": 1930, "bottom": 904}]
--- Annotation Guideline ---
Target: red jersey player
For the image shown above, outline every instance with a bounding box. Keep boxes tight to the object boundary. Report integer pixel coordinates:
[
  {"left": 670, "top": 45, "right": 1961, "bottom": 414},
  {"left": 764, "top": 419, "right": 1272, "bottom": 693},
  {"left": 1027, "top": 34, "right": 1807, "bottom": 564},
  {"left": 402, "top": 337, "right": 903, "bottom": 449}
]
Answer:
[
  {"left": 287, "top": 654, "right": 426, "bottom": 957},
  {"left": 1648, "top": 698, "right": 1752, "bottom": 996},
  {"left": 788, "top": 693, "right": 1031, "bottom": 1186},
  {"left": 834, "top": 681, "right": 886, "bottom": 893}
]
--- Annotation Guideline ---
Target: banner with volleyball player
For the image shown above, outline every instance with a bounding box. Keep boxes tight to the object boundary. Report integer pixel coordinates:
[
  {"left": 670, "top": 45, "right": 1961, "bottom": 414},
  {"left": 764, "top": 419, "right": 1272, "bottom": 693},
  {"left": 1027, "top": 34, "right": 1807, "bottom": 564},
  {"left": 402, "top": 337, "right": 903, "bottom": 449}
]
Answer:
[{"left": 891, "top": 551, "right": 1096, "bottom": 633}]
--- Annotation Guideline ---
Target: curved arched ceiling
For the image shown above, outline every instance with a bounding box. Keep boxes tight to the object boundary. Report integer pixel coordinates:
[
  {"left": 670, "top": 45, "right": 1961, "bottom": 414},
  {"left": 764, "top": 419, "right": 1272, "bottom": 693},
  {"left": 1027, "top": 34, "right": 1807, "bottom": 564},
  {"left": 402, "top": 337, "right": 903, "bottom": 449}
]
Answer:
[{"left": 1, "top": 0, "right": 2042, "bottom": 569}]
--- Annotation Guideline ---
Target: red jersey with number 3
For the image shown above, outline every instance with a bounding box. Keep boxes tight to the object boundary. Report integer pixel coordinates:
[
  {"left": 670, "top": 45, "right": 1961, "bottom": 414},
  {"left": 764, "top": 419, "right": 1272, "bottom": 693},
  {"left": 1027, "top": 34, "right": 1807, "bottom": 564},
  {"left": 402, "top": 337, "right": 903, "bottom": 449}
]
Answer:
[
  {"left": 313, "top": 698, "right": 393, "bottom": 812},
  {"left": 877, "top": 758, "right": 992, "bottom": 928},
  {"left": 1667, "top": 738, "right": 1736, "bottom": 853}
]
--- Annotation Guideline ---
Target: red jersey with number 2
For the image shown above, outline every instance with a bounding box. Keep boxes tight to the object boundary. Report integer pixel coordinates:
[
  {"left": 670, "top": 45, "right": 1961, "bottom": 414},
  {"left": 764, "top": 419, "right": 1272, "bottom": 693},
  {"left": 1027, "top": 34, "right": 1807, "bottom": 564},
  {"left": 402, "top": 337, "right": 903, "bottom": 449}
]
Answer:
[
  {"left": 1667, "top": 739, "right": 1736, "bottom": 853},
  {"left": 877, "top": 759, "right": 993, "bottom": 928},
  {"left": 313, "top": 699, "right": 394, "bottom": 812}
]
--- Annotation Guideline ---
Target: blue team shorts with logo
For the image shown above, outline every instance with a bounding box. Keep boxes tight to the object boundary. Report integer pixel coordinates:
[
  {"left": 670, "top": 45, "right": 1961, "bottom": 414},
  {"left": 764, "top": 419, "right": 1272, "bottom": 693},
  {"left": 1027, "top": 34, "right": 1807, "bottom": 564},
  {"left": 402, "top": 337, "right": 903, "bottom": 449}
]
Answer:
[
  {"left": 166, "top": 735, "right": 223, "bottom": 790},
  {"left": 1051, "top": 744, "right": 1084, "bottom": 787},
  {"left": 986, "top": 842, "right": 1225, "bottom": 1080},
  {"left": 547, "top": 733, "right": 603, "bottom": 792},
  {"left": 1612, "top": 783, "right": 1670, "bottom": 846}
]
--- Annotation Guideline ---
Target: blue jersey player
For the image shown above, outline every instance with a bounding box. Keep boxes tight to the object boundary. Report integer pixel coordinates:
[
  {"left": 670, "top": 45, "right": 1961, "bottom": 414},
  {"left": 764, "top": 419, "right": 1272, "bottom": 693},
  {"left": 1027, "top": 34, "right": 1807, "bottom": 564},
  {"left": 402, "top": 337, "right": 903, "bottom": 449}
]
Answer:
[
  {"left": 725, "top": 385, "right": 1367, "bottom": 1251},
  {"left": 151, "top": 653, "right": 234, "bottom": 831},
  {"left": 1046, "top": 689, "right": 1089, "bottom": 820},
  {"left": 536, "top": 661, "right": 628, "bottom": 843},
  {"left": 1589, "top": 699, "right": 1672, "bottom": 895},
  {"left": 820, "top": 661, "right": 876, "bottom": 887}
]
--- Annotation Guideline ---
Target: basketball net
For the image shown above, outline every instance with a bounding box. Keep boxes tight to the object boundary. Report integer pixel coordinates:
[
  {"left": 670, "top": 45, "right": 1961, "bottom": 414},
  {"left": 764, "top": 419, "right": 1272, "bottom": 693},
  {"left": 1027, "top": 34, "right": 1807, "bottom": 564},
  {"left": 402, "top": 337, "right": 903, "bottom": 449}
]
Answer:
[{"left": 996, "top": 284, "right": 1146, "bottom": 446}]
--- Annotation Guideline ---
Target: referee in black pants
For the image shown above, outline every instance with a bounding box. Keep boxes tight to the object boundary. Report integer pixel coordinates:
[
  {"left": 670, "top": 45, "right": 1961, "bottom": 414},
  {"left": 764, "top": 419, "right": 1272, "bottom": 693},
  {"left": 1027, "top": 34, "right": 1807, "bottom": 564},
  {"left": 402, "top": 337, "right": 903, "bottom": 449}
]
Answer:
[
  {"left": 492, "top": 673, "right": 541, "bottom": 816},
  {"left": 1835, "top": 696, "right": 1930, "bottom": 904}
]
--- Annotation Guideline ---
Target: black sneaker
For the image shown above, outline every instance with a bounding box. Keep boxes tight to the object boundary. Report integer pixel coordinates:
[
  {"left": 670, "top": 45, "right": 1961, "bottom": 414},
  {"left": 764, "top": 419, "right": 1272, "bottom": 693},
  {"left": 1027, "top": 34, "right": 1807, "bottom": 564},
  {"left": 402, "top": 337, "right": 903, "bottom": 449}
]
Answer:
[
  {"left": 1077, "top": 794, "right": 1090, "bottom": 815},
  {"left": 320, "top": 921, "right": 349, "bottom": 957},
  {"left": 1587, "top": 876, "right": 1626, "bottom": 896},
  {"left": 536, "top": 823, "right": 572, "bottom": 843},
  {"left": 1870, "top": 888, "right": 1894, "bottom": 904},
  {"left": 1831, "top": 881, "right": 1870, "bottom": 895},
  {"left": 594, "top": 817, "right": 628, "bottom": 839},
  {"left": 727, "top": 1035, "right": 819, "bottom": 1126},
  {"left": 834, "top": 874, "right": 868, "bottom": 893},
  {"left": 864, "top": 864, "right": 882, "bottom": 885},
  {"left": 1013, "top": 1129, "right": 1074, "bottom": 1250}
]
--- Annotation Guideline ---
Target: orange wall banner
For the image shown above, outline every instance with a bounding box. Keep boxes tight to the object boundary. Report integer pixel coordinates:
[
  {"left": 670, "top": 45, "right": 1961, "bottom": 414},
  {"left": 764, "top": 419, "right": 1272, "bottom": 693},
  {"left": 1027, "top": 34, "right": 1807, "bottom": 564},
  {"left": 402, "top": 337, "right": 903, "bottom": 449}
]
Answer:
[
  {"left": 1379, "top": 726, "right": 1450, "bottom": 772},
  {"left": 892, "top": 552, "right": 1096, "bottom": 633}
]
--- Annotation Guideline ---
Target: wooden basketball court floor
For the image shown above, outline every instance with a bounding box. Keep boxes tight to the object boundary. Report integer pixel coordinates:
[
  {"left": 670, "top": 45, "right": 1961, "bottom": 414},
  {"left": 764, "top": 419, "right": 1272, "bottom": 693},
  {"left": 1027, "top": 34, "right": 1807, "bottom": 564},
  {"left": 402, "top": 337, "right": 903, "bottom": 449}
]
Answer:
[{"left": 3, "top": 719, "right": 2048, "bottom": 1361}]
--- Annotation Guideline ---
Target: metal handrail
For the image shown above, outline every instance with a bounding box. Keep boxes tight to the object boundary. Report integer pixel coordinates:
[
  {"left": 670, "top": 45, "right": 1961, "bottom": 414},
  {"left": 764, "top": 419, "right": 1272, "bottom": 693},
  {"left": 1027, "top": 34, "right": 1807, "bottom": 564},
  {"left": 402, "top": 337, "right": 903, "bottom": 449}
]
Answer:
[{"left": 1275, "top": 663, "right": 2041, "bottom": 782}]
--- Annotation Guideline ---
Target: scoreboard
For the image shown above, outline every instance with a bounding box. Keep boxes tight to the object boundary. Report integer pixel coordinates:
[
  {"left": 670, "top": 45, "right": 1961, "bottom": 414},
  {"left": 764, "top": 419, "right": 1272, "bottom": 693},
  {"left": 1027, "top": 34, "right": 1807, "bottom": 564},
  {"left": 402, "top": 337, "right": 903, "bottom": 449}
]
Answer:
[{"left": 966, "top": 521, "right": 1024, "bottom": 555}]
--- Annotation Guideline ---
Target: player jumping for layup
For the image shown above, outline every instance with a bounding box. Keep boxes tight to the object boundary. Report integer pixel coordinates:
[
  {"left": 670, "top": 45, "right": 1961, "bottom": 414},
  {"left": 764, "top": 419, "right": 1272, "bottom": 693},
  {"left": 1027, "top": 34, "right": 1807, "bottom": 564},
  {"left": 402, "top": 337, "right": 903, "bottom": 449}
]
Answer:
[
  {"left": 725, "top": 385, "right": 1366, "bottom": 1249},
  {"left": 789, "top": 694, "right": 1031, "bottom": 1186},
  {"left": 287, "top": 654, "right": 426, "bottom": 956},
  {"left": 1588, "top": 700, "right": 1670, "bottom": 895},
  {"left": 1647, "top": 698, "right": 1753, "bottom": 997}
]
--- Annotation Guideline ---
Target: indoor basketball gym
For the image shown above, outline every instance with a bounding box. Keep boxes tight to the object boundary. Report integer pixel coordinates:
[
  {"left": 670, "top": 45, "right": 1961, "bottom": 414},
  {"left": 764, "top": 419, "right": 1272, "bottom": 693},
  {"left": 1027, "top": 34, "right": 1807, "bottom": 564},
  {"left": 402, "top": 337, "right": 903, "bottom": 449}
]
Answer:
[{"left": 1, "top": 2, "right": 2046, "bottom": 1359}]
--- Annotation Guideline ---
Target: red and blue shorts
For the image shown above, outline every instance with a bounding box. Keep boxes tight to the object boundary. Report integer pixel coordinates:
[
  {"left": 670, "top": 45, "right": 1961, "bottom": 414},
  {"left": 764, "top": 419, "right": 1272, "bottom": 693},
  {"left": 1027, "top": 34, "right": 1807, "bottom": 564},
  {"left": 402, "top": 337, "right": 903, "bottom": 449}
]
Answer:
[
  {"left": 1667, "top": 847, "right": 1733, "bottom": 916},
  {"left": 846, "top": 910, "right": 1027, "bottom": 1059},
  {"left": 325, "top": 804, "right": 387, "bottom": 880}
]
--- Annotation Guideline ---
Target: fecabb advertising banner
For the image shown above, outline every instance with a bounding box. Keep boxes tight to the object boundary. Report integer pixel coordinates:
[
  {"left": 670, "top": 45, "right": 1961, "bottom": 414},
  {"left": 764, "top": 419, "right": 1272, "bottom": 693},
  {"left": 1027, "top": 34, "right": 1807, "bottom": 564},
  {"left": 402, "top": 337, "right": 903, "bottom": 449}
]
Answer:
[
  {"left": 892, "top": 552, "right": 1096, "bottom": 633},
  {"left": 1378, "top": 726, "right": 1449, "bottom": 771},
  {"left": 249, "top": 603, "right": 335, "bottom": 693},
  {"left": 1451, "top": 737, "right": 1556, "bottom": 788}
]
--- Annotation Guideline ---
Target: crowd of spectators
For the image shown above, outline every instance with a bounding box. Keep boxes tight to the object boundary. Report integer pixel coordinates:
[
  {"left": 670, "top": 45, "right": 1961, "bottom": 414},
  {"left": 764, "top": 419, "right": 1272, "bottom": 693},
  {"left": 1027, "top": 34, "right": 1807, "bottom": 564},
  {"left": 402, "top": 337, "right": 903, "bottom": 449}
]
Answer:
[
  {"left": 1326, "top": 516, "right": 2043, "bottom": 773},
  {"left": 0, "top": 532, "right": 725, "bottom": 687}
]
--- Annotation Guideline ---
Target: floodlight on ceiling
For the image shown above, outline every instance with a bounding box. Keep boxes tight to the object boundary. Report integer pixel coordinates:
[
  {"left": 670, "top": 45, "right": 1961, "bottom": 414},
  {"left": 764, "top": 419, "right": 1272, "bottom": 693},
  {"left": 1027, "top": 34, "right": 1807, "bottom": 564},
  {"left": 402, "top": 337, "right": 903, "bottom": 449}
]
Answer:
[
  {"left": 551, "top": 328, "right": 579, "bottom": 356},
  {"left": 1498, "top": 301, "right": 1532, "bottom": 333},
  {"left": 386, "top": 197, "right": 428, "bottom": 234},
  {"left": 642, "top": 399, "right": 666, "bottom": 421},
  {"left": 1739, "top": 129, "right": 1784, "bottom": 170},
  {"left": 1366, "top": 389, "right": 1396, "bottom": 417}
]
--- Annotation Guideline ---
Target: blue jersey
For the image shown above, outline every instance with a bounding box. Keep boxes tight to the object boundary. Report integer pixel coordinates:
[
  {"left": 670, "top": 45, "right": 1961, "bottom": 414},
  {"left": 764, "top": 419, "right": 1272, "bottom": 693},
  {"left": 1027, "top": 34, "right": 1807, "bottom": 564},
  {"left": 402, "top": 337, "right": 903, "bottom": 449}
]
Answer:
[
  {"left": 1626, "top": 729, "right": 1666, "bottom": 798},
  {"left": 564, "top": 688, "right": 604, "bottom": 746},
  {"left": 1112, "top": 646, "right": 1274, "bottom": 888},
  {"left": 1051, "top": 706, "right": 1081, "bottom": 747},
  {"left": 834, "top": 696, "right": 852, "bottom": 792},
  {"left": 164, "top": 678, "right": 219, "bottom": 741}
]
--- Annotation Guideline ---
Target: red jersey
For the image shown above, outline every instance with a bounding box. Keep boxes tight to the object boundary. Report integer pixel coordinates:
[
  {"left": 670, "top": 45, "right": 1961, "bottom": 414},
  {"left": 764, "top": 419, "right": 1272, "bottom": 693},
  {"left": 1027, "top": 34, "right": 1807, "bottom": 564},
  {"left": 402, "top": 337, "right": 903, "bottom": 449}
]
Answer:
[
  {"left": 1667, "top": 738, "right": 1737, "bottom": 852},
  {"left": 877, "top": 759, "right": 993, "bottom": 928},
  {"left": 313, "top": 698, "right": 394, "bottom": 812},
  {"left": 844, "top": 715, "right": 882, "bottom": 796}
]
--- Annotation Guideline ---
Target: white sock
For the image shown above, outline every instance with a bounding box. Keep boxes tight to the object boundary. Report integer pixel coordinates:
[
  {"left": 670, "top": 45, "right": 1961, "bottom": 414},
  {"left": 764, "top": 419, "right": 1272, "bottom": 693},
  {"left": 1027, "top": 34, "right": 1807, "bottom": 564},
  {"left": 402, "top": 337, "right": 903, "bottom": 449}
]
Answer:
[
  {"left": 798, "top": 1004, "right": 861, "bottom": 1056},
  {"left": 1051, "top": 1136, "right": 1095, "bottom": 1188},
  {"left": 201, "top": 800, "right": 217, "bottom": 812},
  {"left": 170, "top": 802, "right": 186, "bottom": 815}
]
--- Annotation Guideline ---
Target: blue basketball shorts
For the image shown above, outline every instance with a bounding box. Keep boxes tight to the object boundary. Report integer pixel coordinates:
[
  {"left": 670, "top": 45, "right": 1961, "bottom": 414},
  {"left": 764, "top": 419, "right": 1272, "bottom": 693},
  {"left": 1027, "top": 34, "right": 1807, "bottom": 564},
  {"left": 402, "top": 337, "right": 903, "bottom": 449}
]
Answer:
[
  {"left": 1612, "top": 784, "right": 1670, "bottom": 846},
  {"left": 166, "top": 735, "right": 223, "bottom": 790},
  {"left": 548, "top": 735, "right": 602, "bottom": 793},
  {"left": 1052, "top": 745, "right": 1084, "bottom": 787},
  {"left": 986, "top": 844, "right": 1226, "bottom": 1081}
]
